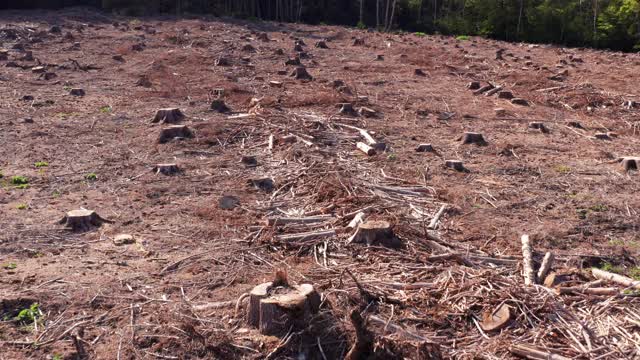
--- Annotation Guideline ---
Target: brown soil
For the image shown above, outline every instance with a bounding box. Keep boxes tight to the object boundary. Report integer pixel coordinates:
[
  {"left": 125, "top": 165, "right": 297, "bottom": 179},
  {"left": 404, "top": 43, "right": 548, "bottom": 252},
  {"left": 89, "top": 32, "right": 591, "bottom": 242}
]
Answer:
[{"left": 1, "top": 8, "right": 639, "bottom": 360}]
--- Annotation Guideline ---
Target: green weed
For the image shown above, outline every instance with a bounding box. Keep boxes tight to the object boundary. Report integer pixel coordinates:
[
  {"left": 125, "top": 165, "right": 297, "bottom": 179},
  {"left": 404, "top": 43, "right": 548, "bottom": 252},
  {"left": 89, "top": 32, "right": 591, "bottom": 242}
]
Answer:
[
  {"left": 14, "top": 303, "right": 40, "bottom": 325},
  {"left": 3, "top": 263, "right": 17, "bottom": 270},
  {"left": 99, "top": 105, "right": 112, "bottom": 113},
  {"left": 17, "top": 203, "right": 27, "bottom": 210},
  {"left": 555, "top": 165, "right": 571, "bottom": 174},
  {"left": 85, "top": 173, "right": 97, "bottom": 181},
  {"left": 414, "top": 32, "right": 426, "bottom": 37},
  {"left": 10, "top": 176, "right": 28, "bottom": 185},
  {"left": 456, "top": 35, "right": 470, "bottom": 41},
  {"left": 34, "top": 161, "right": 49, "bottom": 168},
  {"left": 357, "top": 21, "right": 366, "bottom": 30}
]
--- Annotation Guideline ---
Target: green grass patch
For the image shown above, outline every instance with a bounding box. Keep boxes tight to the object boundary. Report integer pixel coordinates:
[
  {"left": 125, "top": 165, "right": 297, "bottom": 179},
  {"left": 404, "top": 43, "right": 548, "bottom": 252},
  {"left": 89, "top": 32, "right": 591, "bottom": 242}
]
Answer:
[
  {"left": 16, "top": 203, "right": 27, "bottom": 210},
  {"left": 34, "top": 161, "right": 48, "bottom": 168},
  {"left": 99, "top": 105, "right": 112, "bottom": 113},
  {"left": 555, "top": 165, "right": 571, "bottom": 174},
  {"left": 414, "top": 32, "right": 426, "bottom": 37},
  {"left": 85, "top": 173, "right": 97, "bottom": 181},
  {"left": 10, "top": 176, "right": 28, "bottom": 185},
  {"left": 456, "top": 35, "right": 470, "bottom": 41},
  {"left": 3, "top": 263, "right": 17, "bottom": 270}
]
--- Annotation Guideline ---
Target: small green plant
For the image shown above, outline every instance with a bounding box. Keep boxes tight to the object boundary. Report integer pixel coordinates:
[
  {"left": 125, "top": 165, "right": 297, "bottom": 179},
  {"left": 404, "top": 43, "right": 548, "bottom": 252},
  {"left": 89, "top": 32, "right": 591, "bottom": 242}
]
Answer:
[
  {"left": 85, "top": 173, "right": 97, "bottom": 181},
  {"left": 52, "top": 190, "right": 61, "bottom": 198},
  {"left": 356, "top": 21, "right": 366, "bottom": 30},
  {"left": 99, "top": 105, "right": 112, "bottom": 113},
  {"left": 10, "top": 176, "right": 28, "bottom": 185},
  {"left": 52, "top": 354, "right": 63, "bottom": 360},
  {"left": 17, "top": 203, "right": 27, "bottom": 210},
  {"left": 14, "top": 303, "right": 40, "bottom": 325},
  {"left": 387, "top": 153, "right": 397, "bottom": 161},
  {"left": 456, "top": 35, "right": 470, "bottom": 41},
  {"left": 63, "top": 85, "right": 72, "bottom": 91},
  {"left": 3, "top": 263, "right": 17, "bottom": 270},
  {"left": 414, "top": 32, "right": 426, "bottom": 37},
  {"left": 555, "top": 165, "right": 571, "bottom": 174},
  {"left": 629, "top": 267, "right": 640, "bottom": 280},
  {"left": 34, "top": 161, "right": 49, "bottom": 168}
]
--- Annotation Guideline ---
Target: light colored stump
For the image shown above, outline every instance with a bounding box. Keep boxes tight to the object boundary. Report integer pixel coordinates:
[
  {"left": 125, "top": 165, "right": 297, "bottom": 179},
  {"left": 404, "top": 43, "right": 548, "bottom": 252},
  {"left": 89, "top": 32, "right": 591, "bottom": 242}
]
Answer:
[
  {"left": 480, "top": 304, "right": 512, "bottom": 331},
  {"left": 357, "top": 142, "right": 376, "bottom": 156},
  {"left": 158, "top": 125, "right": 193, "bottom": 144},
  {"left": 350, "top": 220, "right": 400, "bottom": 248},
  {"left": 153, "top": 163, "right": 179, "bottom": 175},
  {"left": 152, "top": 108, "right": 184, "bottom": 124},
  {"left": 621, "top": 157, "right": 639, "bottom": 171},
  {"left": 247, "top": 281, "right": 320, "bottom": 336},
  {"left": 415, "top": 144, "right": 434, "bottom": 153},
  {"left": 460, "top": 132, "right": 487, "bottom": 145},
  {"left": 31, "top": 66, "right": 45, "bottom": 73},
  {"left": 269, "top": 81, "right": 283, "bottom": 88},
  {"left": 59, "top": 209, "right": 107, "bottom": 231},
  {"left": 445, "top": 160, "right": 465, "bottom": 172},
  {"left": 291, "top": 66, "right": 312, "bottom": 80}
]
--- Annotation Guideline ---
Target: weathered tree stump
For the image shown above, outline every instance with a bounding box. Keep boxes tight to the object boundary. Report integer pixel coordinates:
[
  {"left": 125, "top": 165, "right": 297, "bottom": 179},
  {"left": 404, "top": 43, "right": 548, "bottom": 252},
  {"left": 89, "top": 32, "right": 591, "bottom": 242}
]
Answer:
[
  {"left": 358, "top": 107, "right": 376, "bottom": 118},
  {"left": 241, "top": 155, "right": 258, "bottom": 167},
  {"left": 290, "top": 66, "right": 312, "bottom": 80},
  {"left": 338, "top": 103, "right": 356, "bottom": 115},
  {"left": 269, "top": 81, "right": 283, "bottom": 88},
  {"left": 285, "top": 56, "right": 301, "bottom": 66},
  {"left": 495, "top": 108, "right": 507, "bottom": 117},
  {"left": 445, "top": 160, "right": 465, "bottom": 172},
  {"left": 375, "top": 54, "right": 384, "bottom": 61},
  {"left": 621, "top": 157, "right": 639, "bottom": 171},
  {"left": 416, "top": 143, "right": 434, "bottom": 152},
  {"left": 567, "top": 121, "right": 583, "bottom": 129},
  {"left": 350, "top": 220, "right": 400, "bottom": 248},
  {"left": 215, "top": 56, "right": 229, "bottom": 66},
  {"left": 247, "top": 277, "right": 320, "bottom": 336},
  {"left": 152, "top": 108, "right": 184, "bottom": 124},
  {"left": 353, "top": 38, "right": 365, "bottom": 46},
  {"left": 315, "top": 40, "right": 328, "bottom": 49},
  {"left": 414, "top": 68, "right": 426, "bottom": 76},
  {"left": 59, "top": 209, "right": 108, "bottom": 231},
  {"left": 467, "top": 81, "right": 481, "bottom": 90},
  {"left": 158, "top": 125, "right": 193, "bottom": 144},
  {"left": 210, "top": 99, "right": 230, "bottom": 113},
  {"left": 498, "top": 91, "right": 514, "bottom": 99},
  {"left": 248, "top": 178, "right": 274, "bottom": 192},
  {"left": 153, "top": 163, "right": 180, "bottom": 175},
  {"left": 256, "top": 33, "right": 269, "bottom": 42},
  {"left": 69, "top": 88, "right": 85, "bottom": 96},
  {"left": 293, "top": 44, "right": 304, "bottom": 52},
  {"left": 511, "top": 98, "right": 529, "bottom": 106},
  {"left": 218, "top": 195, "right": 240, "bottom": 210},
  {"left": 460, "top": 132, "right": 487, "bottom": 145},
  {"left": 136, "top": 75, "right": 152, "bottom": 87},
  {"left": 357, "top": 142, "right": 376, "bottom": 156},
  {"left": 593, "top": 133, "right": 611, "bottom": 140},
  {"left": 495, "top": 49, "right": 505, "bottom": 60},
  {"left": 529, "top": 122, "right": 548, "bottom": 133}
]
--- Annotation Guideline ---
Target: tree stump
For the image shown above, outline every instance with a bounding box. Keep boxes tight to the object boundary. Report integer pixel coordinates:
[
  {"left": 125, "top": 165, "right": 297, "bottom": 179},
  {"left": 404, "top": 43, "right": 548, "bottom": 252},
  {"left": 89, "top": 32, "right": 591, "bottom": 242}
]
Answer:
[
  {"left": 274, "top": 48, "right": 285, "bottom": 55},
  {"left": 113, "top": 234, "right": 135, "bottom": 246},
  {"left": 42, "top": 72, "right": 57, "bottom": 80},
  {"left": 136, "top": 75, "right": 152, "bottom": 87},
  {"left": 567, "top": 121, "right": 583, "bottom": 129},
  {"left": 593, "top": 133, "right": 611, "bottom": 140},
  {"left": 315, "top": 40, "right": 328, "bottom": 49},
  {"left": 257, "top": 33, "right": 269, "bottom": 42},
  {"left": 495, "top": 108, "right": 506, "bottom": 117},
  {"left": 495, "top": 49, "right": 505, "bottom": 60},
  {"left": 210, "top": 99, "right": 230, "bottom": 113},
  {"left": 158, "top": 125, "right": 193, "bottom": 144},
  {"left": 152, "top": 108, "right": 184, "bottom": 124},
  {"left": 358, "top": 107, "right": 376, "bottom": 118},
  {"left": 416, "top": 144, "right": 434, "bottom": 152},
  {"left": 293, "top": 44, "right": 304, "bottom": 52},
  {"left": 215, "top": 56, "right": 229, "bottom": 66},
  {"left": 467, "top": 81, "right": 481, "bottom": 90},
  {"left": 375, "top": 54, "right": 384, "bottom": 61},
  {"left": 247, "top": 280, "right": 321, "bottom": 336},
  {"left": 285, "top": 56, "right": 301, "bottom": 66},
  {"left": 69, "top": 88, "right": 85, "bottom": 96},
  {"left": 529, "top": 122, "right": 548, "bottom": 133},
  {"left": 59, "top": 209, "right": 108, "bottom": 231},
  {"left": 153, "top": 163, "right": 180, "bottom": 175},
  {"left": 511, "top": 98, "right": 529, "bottom": 106},
  {"left": 445, "top": 160, "right": 465, "bottom": 172},
  {"left": 353, "top": 38, "right": 365, "bottom": 46},
  {"left": 290, "top": 66, "right": 312, "bottom": 80},
  {"left": 242, "top": 44, "right": 255, "bottom": 52},
  {"left": 414, "top": 68, "right": 426, "bottom": 76},
  {"left": 357, "top": 142, "right": 376, "bottom": 156},
  {"left": 460, "top": 132, "right": 487, "bottom": 145},
  {"left": 498, "top": 91, "right": 514, "bottom": 99},
  {"left": 338, "top": 103, "right": 356, "bottom": 115},
  {"left": 349, "top": 220, "right": 400, "bottom": 248},
  {"left": 218, "top": 195, "right": 240, "bottom": 210},
  {"left": 248, "top": 178, "right": 274, "bottom": 192},
  {"left": 0, "top": 50, "right": 8, "bottom": 60},
  {"left": 621, "top": 157, "right": 639, "bottom": 171}
]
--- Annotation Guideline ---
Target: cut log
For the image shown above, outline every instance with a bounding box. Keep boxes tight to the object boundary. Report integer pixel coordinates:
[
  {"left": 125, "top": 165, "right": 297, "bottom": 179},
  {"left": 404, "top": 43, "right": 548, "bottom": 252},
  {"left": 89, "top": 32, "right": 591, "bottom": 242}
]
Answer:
[
  {"left": 620, "top": 157, "right": 639, "bottom": 171},
  {"left": 357, "top": 142, "right": 376, "bottom": 156},
  {"left": 274, "top": 229, "right": 336, "bottom": 242},
  {"left": 349, "top": 220, "right": 400, "bottom": 248},
  {"left": 290, "top": 66, "right": 312, "bottom": 80},
  {"left": 152, "top": 108, "right": 184, "bottom": 124},
  {"left": 592, "top": 268, "right": 640, "bottom": 290},
  {"left": 158, "top": 125, "right": 193, "bottom": 144},
  {"left": 521, "top": 235, "right": 535, "bottom": 286},
  {"left": 153, "top": 163, "right": 180, "bottom": 175},
  {"left": 485, "top": 86, "right": 503, "bottom": 96},
  {"left": 59, "top": 209, "right": 108, "bottom": 231},
  {"left": 536, "top": 252, "right": 554, "bottom": 284},
  {"left": 69, "top": 88, "right": 85, "bottom": 96},
  {"left": 460, "top": 132, "right": 487, "bottom": 145},
  {"left": 415, "top": 144, "right": 434, "bottom": 153},
  {"left": 210, "top": 99, "right": 230, "bottom": 113},
  {"left": 445, "top": 160, "right": 465, "bottom": 171},
  {"left": 480, "top": 304, "right": 512, "bottom": 331},
  {"left": 509, "top": 344, "right": 571, "bottom": 360},
  {"left": 265, "top": 215, "right": 332, "bottom": 226}
]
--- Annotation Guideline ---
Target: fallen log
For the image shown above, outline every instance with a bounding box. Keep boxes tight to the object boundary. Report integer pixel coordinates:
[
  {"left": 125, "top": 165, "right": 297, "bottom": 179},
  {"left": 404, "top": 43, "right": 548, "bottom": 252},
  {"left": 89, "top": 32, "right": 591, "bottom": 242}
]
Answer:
[
  {"left": 509, "top": 344, "right": 571, "bottom": 360},
  {"left": 592, "top": 268, "right": 640, "bottom": 290},
  {"left": 265, "top": 215, "right": 333, "bottom": 226},
  {"left": 274, "top": 229, "right": 336, "bottom": 242}
]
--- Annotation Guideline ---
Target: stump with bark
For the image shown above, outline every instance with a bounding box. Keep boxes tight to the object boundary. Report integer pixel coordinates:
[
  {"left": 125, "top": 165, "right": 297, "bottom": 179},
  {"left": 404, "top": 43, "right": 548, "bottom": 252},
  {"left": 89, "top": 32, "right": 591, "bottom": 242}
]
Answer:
[
  {"left": 59, "top": 209, "right": 109, "bottom": 231},
  {"left": 0, "top": 50, "right": 8, "bottom": 60},
  {"left": 315, "top": 40, "right": 328, "bottom": 49},
  {"left": 416, "top": 143, "right": 434, "bottom": 153},
  {"left": 257, "top": 33, "right": 269, "bottom": 42},
  {"left": 248, "top": 178, "right": 274, "bottom": 192},
  {"left": 467, "top": 81, "right": 481, "bottom": 90},
  {"left": 210, "top": 99, "right": 230, "bottom": 113},
  {"left": 215, "top": 56, "right": 229, "bottom": 66},
  {"left": 445, "top": 160, "right": 465, "bottom": 172},
  {"left": 136, "top": 75, "right": 152, "bottom": 87},
  {"left": 246, "top": 274, "right": 320, "bottom": 336},
  {"left": 242, "top": 44, "right": 255, "bottom": 52},
  {"left": 285, "top": 56, "right": 301, "bottom": 66},
  {"left": 153, "top": 163, "right": 180, "bottom": 175},
  {"left": 594, "top": 133, "right": 611, "bottom": 140},
  {"left": 290, "top": 66, "right": 312, "bottom": 80},
  {"left": 293, "top": 44, "right": 304, "bottom": 52},
  {"left": 241, "top": 155, "right": 257, "bottom": 167},
  {"left": 152, "top": 108, "right": 184, "bottom": 124},
  {"left": 498, "top": 91, "right": 514, "bottom": 99},
  {"left": 338, "top": 103, "right": 356, "bottom": 115},
  {"left": 415, "top": 68, "right": 426, "bottom": 76},
  {"left": 529, "top": 122, "right": 548, "bottom": 133},
  {"left": 460, "top": 132, "right": 487, "bottom": 145},
  {"left": 158, "top": 125, "right": 193, "bottom": 144},
  {"left": 349, "top": 220, "right": 401, "bottom": 248}
]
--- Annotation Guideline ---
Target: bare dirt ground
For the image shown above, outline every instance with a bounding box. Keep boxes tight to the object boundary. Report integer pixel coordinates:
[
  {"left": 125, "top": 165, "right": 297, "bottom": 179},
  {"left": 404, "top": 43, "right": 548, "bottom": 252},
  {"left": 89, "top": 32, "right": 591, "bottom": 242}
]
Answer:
[{"left": 1, "top": 7, "right": 639, "bottom": 360}]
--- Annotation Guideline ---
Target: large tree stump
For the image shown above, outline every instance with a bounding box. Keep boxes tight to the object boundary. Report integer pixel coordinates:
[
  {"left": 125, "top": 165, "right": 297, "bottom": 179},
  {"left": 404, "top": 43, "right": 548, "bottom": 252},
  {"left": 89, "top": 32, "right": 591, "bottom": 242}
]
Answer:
[
  {"left": 59, "top": 209, "right": 108, "bottom": 231},
  {"left": 290, "top": 66, "right": 312, "bottom": 80},
  {"left": 210, "top": 99, "right": 230, "bottom": 113},
  {"left": 158, "top": 125, "right": 193, "bottom": 144},
  {"left": 152, "top": 108, "right": 184, "bottom": 124},
  {"left": 460, "top": 132, "right": 487, "bottom": 145},
  {"left": 247, "top": 279, "right": 320, "bottom": 336},
  {"left": 416, "top": 143, "right": 434, "bottom": 153},
  {"left": 349, "top": 220, "right": 400, "bottom": 248},
  {"left": 621, "top": 157, "right": 639, "bottom": 171}
]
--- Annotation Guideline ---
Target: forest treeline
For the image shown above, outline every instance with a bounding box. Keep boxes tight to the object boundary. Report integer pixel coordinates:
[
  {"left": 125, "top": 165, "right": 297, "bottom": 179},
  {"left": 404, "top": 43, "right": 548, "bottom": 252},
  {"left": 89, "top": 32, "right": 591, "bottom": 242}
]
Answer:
[{"left": 2, "top": 0, "right": 640, "bottom": 51}]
